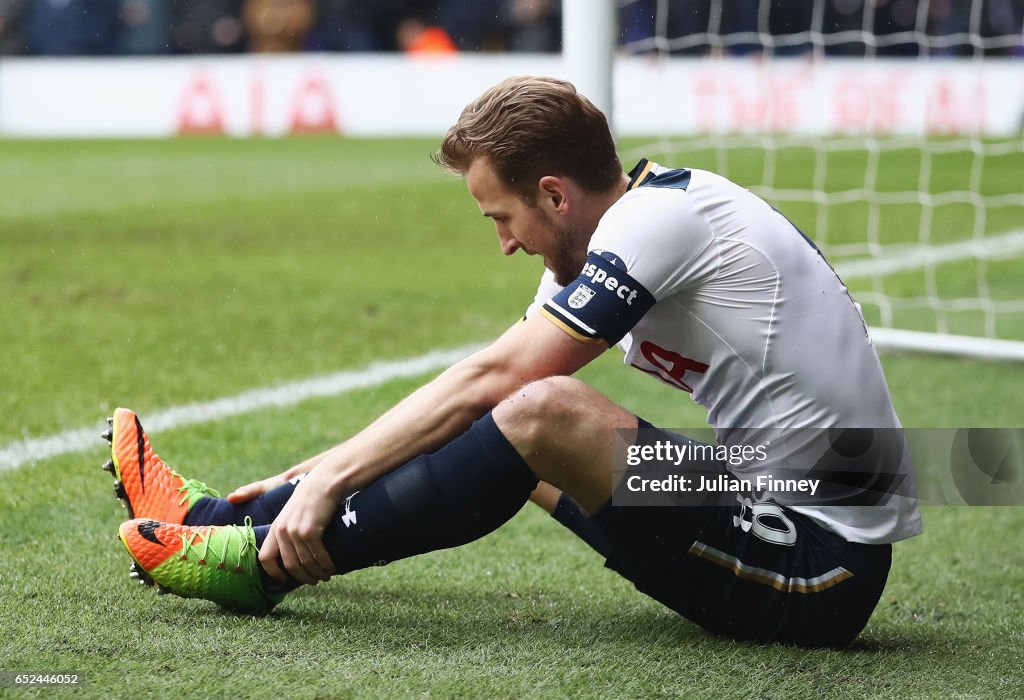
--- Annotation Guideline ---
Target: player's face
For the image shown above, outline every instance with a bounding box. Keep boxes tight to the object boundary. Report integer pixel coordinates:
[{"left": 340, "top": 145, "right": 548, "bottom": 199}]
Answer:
[{"left": 465, "top": 158, "right": 586, "bottom": 286}]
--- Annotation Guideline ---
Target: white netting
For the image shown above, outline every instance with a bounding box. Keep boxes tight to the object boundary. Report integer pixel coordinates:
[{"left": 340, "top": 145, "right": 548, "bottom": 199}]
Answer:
[{"left": 615, "top": 0, "right": 1024, "bottom": 358}]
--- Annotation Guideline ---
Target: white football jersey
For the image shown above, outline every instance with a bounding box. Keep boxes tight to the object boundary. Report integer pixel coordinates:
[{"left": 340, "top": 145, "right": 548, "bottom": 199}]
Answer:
[{"left": 528, "top": 160, "right": 922, "bottom": 545}]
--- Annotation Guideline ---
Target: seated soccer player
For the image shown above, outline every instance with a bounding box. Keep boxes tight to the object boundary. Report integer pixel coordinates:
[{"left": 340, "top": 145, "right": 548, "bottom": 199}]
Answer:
[{"left": 107, "top": 76, "right": 921, "bottom": 647}]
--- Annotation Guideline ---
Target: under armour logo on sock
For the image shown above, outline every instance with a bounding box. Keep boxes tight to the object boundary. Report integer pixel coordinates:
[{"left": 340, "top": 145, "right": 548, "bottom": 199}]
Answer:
[{"left": 341, "top": 491, "right": 358, "bottom": 528}]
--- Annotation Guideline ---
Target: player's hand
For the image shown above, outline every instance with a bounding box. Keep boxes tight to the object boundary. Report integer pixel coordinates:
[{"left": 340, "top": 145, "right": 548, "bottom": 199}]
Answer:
[
  {"left": 258, "top": 468, "right": 338, "bottom": 585},
  {"left": 228, "top": 447, "right": 340, "bottom": 504},
  {"left": 226, "top": 473, "right": 288, "bottom": 504},
  {"left": 226, "top": 461, "right": 311, "bottom": 504}
]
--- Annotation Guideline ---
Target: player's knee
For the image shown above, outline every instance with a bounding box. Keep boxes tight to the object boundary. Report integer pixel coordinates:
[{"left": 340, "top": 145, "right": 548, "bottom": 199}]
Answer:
[{"left": 493, "top": 376, "right": 589, "bottom": 449}]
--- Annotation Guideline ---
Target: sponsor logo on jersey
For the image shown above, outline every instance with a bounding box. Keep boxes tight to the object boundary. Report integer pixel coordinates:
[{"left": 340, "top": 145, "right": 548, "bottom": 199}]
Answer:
[{"left": 568, "top": 285, "right": 596, "bottom": 309}]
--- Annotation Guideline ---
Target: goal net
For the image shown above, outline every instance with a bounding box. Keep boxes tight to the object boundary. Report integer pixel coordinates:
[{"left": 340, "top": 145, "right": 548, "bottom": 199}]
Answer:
[{"left": 610, "top": 0, "right": 1024, "bottom": 360}]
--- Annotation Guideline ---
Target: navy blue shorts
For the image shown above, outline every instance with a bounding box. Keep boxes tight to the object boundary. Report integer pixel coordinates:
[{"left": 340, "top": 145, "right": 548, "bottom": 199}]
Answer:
[{"left": 591, "top": 423, "right": 893, "bottom": 648}]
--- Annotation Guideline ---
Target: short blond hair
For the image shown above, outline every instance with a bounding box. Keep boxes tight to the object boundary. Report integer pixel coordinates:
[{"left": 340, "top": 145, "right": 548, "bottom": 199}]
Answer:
[{"left": 434, "top": 76, "right": 622, "bottom": 198}]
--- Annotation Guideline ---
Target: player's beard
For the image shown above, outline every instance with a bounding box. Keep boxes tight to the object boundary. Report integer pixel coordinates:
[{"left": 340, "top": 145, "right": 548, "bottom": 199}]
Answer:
[{"left": 546, "top": 222, "right": 589, "bottom": 287}]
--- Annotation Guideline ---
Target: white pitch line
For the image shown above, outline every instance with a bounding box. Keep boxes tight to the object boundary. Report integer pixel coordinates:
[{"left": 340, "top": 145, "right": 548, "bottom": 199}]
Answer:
[
  {"left": 836, "top": 229, "right": 1024, "bottom": 279},
  {"left": 0, "top": 343, "right": 484, "bottom": 473}
]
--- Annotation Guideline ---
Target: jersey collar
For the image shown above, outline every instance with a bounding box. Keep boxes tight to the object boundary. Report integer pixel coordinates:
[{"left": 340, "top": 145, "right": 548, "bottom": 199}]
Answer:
[{"left": 627, "top": 158, "right": 656, "bottom": 190}]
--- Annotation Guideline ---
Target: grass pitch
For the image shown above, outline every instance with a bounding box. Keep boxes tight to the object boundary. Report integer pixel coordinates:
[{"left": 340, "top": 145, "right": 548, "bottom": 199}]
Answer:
[{"left": 1, "top": 138, "right": 1022, "bottom": 698}]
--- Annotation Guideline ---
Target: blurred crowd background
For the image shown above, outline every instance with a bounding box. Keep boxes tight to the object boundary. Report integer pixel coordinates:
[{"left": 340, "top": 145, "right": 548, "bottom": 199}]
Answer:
[{"left": 0, "top": 0, "right": 1020, "bottom": 57}]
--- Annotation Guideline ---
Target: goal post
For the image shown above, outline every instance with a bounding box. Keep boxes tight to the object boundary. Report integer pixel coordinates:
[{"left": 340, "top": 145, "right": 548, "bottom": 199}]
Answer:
[
  {"left": 562, "top": 0, "right": 617, "bottom": 129},
  {"left": 562, "top": 0, "right": 1024, "bottom": 362}
]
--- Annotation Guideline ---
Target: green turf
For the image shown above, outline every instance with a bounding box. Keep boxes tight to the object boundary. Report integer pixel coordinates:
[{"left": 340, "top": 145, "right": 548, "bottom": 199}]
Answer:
[{"left": 1, "top": 138, "right": 1022, "bottom": 698}]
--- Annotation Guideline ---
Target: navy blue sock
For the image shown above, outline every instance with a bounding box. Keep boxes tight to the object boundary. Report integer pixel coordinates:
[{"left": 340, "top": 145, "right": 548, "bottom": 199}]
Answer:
[
  {"left": 322, "top": 412, "right": 537, "bottom": 575},
  {"left": 251, "top": 413, "right": 537, "bottom": 593},
  {"left": 185, "top": 476, "right": 303, "bottom": 527},
  {"left": 552, "top": 493, "right": 611, "bottom": 558}
]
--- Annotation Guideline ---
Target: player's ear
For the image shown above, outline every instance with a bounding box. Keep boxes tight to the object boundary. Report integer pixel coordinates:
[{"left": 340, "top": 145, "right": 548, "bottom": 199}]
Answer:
[{"left": 537, "top": 176, "right": 568, "bottom": 213}]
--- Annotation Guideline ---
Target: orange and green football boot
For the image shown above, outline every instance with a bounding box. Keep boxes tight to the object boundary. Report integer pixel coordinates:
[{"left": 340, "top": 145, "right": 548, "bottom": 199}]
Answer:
[
  {"left": 102, "top": 407, "right": 219, "bottom": 523},
  {"left": 118, "top": 517, "right": 283, "bottom": 612}
]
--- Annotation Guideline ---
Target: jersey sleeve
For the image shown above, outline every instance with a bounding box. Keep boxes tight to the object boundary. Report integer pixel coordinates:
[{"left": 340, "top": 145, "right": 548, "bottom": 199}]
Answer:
[
  {"left": 591, "top": 186, "right": 719, "bottom": 302},
  {"left": 524, "top": 268, "right": 563, "bottom": 320},
  {"left": 541, "top": 252, "right": 656, "bottom": 345},
  {"left": 539, "top": 187, "right": 718, "bottom": 346}
]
